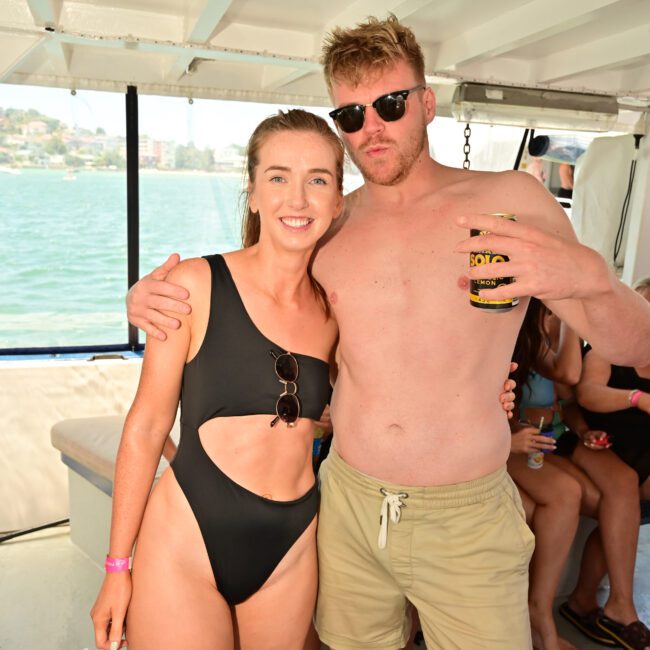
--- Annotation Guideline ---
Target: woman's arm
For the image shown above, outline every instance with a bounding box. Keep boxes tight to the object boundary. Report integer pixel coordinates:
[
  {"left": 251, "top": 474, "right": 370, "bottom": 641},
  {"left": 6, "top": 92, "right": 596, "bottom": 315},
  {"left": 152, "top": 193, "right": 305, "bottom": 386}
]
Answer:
[
  {"left": 92, "top": 260, "right": 203, "bottom": 650},
  {"left": 575, "top": 349, "right": 640, "bottom": 413}
]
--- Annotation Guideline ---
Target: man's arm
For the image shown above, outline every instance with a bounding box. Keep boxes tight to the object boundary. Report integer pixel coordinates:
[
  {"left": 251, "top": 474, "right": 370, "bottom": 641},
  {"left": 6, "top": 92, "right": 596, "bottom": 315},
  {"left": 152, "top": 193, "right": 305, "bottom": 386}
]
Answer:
[
  {"left": 126, "top": 253, "right": 191, "bottom": 340},
  {"left": 456, "top": 172, "right": 650, "bottom": 366}
]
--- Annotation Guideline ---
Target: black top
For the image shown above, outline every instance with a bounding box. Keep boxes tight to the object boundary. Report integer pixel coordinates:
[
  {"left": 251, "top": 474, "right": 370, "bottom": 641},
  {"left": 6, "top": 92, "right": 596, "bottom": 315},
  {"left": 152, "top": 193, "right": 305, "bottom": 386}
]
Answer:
[{"left": 181, "top": 254, "right": 331, "bottom": 429}]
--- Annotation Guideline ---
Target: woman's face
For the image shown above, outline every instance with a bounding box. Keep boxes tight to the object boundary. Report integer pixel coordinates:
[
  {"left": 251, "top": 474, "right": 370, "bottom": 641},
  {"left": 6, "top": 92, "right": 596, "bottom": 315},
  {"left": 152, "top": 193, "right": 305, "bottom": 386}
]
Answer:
[{"left": 249, "top": 130, "right": 343, "bottom": 253}]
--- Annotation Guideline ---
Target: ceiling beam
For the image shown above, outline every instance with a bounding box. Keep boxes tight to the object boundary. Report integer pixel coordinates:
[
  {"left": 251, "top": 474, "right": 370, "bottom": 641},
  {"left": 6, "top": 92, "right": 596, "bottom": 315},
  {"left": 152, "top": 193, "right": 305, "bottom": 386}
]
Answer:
[
  {"left": 537, "top": 23, "right": 650, "bottom": 83},
  {"left": 25, "top": 0, "right": 62, "bottom": 27},
  {"left": 435, "top": 0, "right": 621, "bottom": 71},
  {"left": 0, "top": 34, "right": 46, "bottom": 82},
  {"left": 3, "top": 25, "right": 322, "bottom": 72},
  {"left": 323, "top": 0, "right": 434, "bottom": 33},
  {"left": 261, "top": 65, "right": 311, "bottom": 91},
  {"left": 186, "top": 0, "right": 234, "bottom": 42},
  {"left": 166, "top": 0, "right": 235, "bottom": 82},
  {"left": 42, "top": 38, "right": 72, "bottom": 75}
]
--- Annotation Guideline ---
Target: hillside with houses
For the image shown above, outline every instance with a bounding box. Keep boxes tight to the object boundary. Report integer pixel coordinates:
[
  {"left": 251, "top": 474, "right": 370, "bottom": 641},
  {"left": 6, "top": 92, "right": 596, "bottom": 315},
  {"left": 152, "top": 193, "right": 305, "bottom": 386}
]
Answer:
[{"left": 0, "top": 107, "right": 245, "bottom": 172}]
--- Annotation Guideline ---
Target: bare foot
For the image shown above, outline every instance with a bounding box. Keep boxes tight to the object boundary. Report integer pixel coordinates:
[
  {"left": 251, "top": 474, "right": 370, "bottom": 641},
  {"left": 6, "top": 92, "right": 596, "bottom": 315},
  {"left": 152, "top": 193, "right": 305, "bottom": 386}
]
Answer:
[
  {"left": 530, "top": 607, "right": 578, "bottom": 650},
  {"left": 532, "top": 628, "right": 577, "bottom": 650}
]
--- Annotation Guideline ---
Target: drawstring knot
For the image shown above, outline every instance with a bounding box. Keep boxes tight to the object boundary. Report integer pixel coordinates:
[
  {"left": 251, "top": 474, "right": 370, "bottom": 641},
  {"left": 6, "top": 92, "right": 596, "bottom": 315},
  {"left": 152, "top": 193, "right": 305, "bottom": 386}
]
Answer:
[{"left": 378, "top": 487, "right": 408, "bottom": 549}]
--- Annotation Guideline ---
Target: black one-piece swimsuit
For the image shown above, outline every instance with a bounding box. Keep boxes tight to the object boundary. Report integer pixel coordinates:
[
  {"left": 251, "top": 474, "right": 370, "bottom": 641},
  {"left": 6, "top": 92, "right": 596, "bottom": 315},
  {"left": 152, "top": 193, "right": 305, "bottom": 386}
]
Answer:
[{"left": 171, "top": 254, "right": 331, "bottom": 605}]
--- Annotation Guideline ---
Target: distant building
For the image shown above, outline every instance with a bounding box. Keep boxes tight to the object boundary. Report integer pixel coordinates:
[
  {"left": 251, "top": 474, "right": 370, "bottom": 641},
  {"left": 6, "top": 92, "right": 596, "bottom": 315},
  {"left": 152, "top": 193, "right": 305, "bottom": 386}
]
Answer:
[{"left": 22, "top": 120, "right": 48, "bottom": 136}]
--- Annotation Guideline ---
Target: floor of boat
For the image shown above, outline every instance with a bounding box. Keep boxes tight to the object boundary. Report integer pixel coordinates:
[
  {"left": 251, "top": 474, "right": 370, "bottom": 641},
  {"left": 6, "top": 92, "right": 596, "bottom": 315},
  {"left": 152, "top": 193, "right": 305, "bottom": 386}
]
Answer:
[{"left": 1, "top": 524, "right": 649, "bottom": 649}]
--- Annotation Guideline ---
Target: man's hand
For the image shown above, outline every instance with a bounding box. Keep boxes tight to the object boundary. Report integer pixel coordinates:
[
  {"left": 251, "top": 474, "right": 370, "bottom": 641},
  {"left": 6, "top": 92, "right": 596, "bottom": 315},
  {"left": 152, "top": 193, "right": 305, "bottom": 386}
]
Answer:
[
  {"left": 126, "top": 253, "right": 190, "bottom": 340},
  {"left": 455, "top": 214, "right": 610, "bottom": 302}
]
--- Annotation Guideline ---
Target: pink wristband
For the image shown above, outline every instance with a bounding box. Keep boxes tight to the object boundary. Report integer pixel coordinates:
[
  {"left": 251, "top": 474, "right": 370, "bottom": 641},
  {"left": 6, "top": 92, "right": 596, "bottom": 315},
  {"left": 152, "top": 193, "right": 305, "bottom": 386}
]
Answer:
[
  {"left": 629, "top": 390, "right": 644, "bottom": 408},
  {"left": 105, "top": 555, "right": 130, "bottom": 573}
]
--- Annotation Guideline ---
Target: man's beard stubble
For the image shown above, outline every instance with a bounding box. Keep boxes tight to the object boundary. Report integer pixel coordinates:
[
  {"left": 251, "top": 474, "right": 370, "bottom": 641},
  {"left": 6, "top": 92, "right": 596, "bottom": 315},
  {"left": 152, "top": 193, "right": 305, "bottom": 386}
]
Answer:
[{"left": 348, "top": 127, "right": 427, "bottom": 186}]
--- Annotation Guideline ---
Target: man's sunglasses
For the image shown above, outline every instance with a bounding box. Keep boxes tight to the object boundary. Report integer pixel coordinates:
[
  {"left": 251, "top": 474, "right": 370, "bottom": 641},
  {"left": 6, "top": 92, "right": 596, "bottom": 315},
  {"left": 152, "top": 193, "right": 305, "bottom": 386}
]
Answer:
[
  {"left": 269, "top": 350, "right": 300, "bottom": 428},
  {"left": 329, "top": 84, "right": 426, "bottom": 134}
]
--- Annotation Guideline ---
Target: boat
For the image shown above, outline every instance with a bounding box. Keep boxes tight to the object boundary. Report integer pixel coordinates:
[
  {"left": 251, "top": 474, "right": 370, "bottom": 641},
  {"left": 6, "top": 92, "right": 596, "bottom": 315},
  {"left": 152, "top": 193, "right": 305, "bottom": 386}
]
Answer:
[{"left": 1, "top": 1, "right": 649, "bottom": 648}]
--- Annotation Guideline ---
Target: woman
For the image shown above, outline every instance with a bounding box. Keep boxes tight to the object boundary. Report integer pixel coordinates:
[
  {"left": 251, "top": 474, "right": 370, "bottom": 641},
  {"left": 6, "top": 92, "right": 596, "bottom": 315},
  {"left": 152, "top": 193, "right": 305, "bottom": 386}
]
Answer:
[
  {"left": 568, "top": 277, "right": 650, "bottom": 650},
  {"left": 509, "top": 299, "right": 592, "bottom": 650},
  {"left": 91, "top": 109, "right": 517, "bottom": 650},
  {"left": 91, "top": 109, "right": 343, "bottom": 650}
]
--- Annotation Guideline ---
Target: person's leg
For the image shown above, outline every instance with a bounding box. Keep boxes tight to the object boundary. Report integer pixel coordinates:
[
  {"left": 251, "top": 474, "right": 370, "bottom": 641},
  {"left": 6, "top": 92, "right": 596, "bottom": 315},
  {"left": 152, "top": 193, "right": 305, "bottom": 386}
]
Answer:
[
  {"left": 127, "top": 475, "right": 234, "bottom": 649},
  {"left": 569, "top": 446, "right": 642, "bottom": 626},
  {"left": 315, "top": 449, "right": 411, "bottom": 650},
  {"left": 234, "top": 518, "right": 318, "bottom": 650},
  {"left": 547, "top": 454, "right": 600, "bottom": 518},
  {"left": 518, "top": 484, "right": 537, "bottom": 523},
  {"left": 410, "top": 467, "right": 535, "bottom": 650},
  {"left": 642, "top": 476, "right": 650, "bottom": 500},
  {"left": 508, "top": 454, "right": 581, "bottom": 650}
]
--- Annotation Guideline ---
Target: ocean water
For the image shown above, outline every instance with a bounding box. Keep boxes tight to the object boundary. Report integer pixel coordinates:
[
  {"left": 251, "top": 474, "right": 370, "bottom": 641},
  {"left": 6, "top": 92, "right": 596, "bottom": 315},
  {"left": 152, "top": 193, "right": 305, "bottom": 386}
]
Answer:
[{"left": 0, "top": 168, "right": 244, "bottom": 349}]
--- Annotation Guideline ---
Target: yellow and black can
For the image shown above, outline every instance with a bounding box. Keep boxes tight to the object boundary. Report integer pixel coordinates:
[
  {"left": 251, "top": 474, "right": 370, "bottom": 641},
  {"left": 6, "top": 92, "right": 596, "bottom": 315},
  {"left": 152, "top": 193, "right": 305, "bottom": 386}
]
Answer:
[{"left": 469, "top": 213, "right": 519, "bottom": 311}]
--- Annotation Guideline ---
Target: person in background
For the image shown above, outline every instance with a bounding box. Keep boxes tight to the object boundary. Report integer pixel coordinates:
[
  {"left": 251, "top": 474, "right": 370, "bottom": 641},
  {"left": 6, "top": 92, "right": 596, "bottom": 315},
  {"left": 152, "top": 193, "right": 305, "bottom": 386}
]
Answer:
[
  {"left": 568, "top": 277, "right": 650, "bottom": 650},
  {"left": 509, "top": 299, "right": 592, "bottom": 650}
]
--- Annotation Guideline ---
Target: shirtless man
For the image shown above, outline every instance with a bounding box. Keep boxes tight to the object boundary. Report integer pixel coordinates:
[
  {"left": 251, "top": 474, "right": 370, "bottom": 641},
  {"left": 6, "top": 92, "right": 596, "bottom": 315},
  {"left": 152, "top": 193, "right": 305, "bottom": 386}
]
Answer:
[{"left": 127, "top": 16, "right": 650, "bottom": 650}]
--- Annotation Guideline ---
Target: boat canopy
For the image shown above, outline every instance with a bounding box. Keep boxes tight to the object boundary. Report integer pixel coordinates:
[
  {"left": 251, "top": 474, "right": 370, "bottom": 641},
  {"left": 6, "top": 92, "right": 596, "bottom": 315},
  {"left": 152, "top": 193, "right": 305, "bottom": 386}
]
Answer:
[{"left": 2, "top": 0, "right": 650, "bottom": 130}]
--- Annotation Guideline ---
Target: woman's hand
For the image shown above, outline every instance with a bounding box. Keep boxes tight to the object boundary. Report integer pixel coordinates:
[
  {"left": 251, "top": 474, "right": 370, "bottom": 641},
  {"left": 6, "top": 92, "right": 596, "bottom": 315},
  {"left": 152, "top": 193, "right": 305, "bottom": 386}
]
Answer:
[
  {"left": 91, "top": 571, "right": 132, "bottom": 650},
  {"left": 581, "top": 429, "right": 611, "bottom": 450},
  {"left": 314, "top": 404, "right": 333, "bottom": 435},
  {"left": 510, "top": 423, "right": 556, "bottom": 454},
  {"left": 500, "top": 362, "right": 518, "bottom": 419}
]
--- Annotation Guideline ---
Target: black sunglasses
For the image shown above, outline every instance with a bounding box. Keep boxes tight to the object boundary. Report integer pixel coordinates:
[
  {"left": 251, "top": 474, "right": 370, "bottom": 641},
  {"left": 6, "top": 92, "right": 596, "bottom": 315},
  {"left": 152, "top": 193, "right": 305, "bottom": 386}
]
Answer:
[
  {"left": 329, "top": 84, "right": 426, "bottom": 134},
  {"left": 269, "top": 350, "right": 300, "bottom": 428}
]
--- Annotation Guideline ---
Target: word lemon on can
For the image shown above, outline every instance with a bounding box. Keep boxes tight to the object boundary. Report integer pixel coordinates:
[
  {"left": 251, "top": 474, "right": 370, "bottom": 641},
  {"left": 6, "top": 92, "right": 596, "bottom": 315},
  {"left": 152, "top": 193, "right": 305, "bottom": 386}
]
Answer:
[{"left": 469, "top": 213, "right": 519, "bottom": 312}]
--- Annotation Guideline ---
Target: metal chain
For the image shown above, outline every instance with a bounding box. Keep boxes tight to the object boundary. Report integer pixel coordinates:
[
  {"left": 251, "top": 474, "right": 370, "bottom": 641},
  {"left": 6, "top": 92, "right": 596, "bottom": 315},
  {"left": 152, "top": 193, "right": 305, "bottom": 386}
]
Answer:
[{"left": 463, "top": 123, "right": 471, "bottom": 169}]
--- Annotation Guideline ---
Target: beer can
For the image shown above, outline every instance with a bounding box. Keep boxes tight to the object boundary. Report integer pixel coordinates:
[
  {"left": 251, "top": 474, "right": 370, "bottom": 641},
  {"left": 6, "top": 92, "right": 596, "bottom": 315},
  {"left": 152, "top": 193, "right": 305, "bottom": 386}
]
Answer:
[{"left": 469, "top": 213, "right": 519, "bottom": 311}]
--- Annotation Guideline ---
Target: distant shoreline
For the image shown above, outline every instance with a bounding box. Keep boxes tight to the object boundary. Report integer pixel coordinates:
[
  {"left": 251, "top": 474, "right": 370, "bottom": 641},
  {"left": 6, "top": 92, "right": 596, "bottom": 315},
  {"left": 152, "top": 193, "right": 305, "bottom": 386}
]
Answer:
[{"left": 0, "top": 166, "right": 245, "bottom": 177}]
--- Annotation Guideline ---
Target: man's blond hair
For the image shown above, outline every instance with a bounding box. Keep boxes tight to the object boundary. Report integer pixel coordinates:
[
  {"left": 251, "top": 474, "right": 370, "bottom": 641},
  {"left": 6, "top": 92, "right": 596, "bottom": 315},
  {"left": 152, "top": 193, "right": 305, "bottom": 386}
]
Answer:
[{"left": 321, "top": 15, "right": 425, "bottom": 92}]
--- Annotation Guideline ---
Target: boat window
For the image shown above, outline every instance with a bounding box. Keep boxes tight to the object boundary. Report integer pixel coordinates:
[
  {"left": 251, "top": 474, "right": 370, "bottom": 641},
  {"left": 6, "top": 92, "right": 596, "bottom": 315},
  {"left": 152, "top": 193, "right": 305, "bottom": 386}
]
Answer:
[
  {"left": 429, "top": 118, "right": 523, "bottom": 171},
  {"left": 0, "top": 84, "right": 128, "bottom": 350}
]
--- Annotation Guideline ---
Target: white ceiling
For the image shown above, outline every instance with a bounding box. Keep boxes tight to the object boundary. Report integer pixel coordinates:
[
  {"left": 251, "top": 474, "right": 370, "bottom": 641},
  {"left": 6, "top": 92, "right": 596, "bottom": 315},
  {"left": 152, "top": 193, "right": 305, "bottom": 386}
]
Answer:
[{"left": 2, "top": 0, "right": 650, "bottom": 114}]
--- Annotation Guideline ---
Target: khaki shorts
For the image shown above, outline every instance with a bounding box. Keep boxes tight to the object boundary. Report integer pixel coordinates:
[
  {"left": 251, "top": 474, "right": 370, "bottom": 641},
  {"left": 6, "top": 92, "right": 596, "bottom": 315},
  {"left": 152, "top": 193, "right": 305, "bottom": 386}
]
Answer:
[{"left": 315, "top": 448, "right": 535, "bottom": 650}]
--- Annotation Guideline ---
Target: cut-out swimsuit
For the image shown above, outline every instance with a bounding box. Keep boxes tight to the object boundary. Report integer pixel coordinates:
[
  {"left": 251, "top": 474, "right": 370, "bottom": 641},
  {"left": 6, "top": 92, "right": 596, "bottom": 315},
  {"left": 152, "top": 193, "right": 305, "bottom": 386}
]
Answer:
[{"left": 171, "top": 254, "right": 331, "bottom": 605}]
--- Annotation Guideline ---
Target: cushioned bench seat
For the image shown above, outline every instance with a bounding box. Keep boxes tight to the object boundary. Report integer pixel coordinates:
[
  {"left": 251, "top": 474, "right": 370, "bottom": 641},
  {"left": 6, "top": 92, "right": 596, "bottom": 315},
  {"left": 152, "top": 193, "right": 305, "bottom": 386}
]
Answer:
[{"left": 51, "top": 415, "right": 179, "bottom": 566}]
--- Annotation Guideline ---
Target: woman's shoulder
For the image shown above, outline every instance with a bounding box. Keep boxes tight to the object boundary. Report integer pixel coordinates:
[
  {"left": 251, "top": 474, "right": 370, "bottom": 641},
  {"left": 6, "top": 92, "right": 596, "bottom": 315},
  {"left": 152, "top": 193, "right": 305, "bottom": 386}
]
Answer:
[{"left": 166, "top": 257, "right": 212, "bottom": 306}]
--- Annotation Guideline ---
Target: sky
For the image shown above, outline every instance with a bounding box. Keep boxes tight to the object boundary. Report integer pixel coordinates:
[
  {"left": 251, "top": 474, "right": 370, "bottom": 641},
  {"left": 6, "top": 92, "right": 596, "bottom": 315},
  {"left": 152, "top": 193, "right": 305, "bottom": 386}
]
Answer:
[{"left": 0, "top": 83, "right": 332, "bottom": 153}]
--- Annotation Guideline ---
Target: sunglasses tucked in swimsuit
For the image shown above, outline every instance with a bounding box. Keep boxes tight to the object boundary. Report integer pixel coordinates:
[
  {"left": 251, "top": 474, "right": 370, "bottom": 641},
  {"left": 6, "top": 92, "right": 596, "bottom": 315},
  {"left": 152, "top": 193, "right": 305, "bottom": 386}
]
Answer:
[{"left": 329, "top": 84, "right": 426, "bottom": 133}]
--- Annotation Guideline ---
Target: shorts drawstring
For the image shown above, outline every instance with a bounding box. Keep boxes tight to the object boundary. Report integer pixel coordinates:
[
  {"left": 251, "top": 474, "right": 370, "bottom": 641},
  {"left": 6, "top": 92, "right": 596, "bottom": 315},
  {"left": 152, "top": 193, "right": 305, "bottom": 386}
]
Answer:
[{"left": 378, "top": 487, "right": 408, "bottom": 549}]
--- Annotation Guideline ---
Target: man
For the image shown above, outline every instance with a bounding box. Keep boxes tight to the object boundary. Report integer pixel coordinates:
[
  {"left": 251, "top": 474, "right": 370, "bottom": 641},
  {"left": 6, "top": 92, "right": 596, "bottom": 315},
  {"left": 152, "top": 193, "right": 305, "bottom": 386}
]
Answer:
[{"left": 127, "top": 16, "right": 650, "bottom": 650}]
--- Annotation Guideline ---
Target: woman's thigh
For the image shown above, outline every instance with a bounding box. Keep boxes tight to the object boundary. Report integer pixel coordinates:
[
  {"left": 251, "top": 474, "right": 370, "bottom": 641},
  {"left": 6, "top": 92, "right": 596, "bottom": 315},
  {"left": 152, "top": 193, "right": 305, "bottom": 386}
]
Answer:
[
  {"left": 547, "top": 454, "right": 600, "bottom": 516},
  {"left": 571, "top": 445, "right": 638, "bottom": 496},
  {"left": 234, "top": 517, "right": 318, "bottom": 650},
  {"left": 127, "top": 471, "right": 234, "bottom": 650},
  {"left": 508, "top": 453, "right": 580, "bottom": 506}
]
